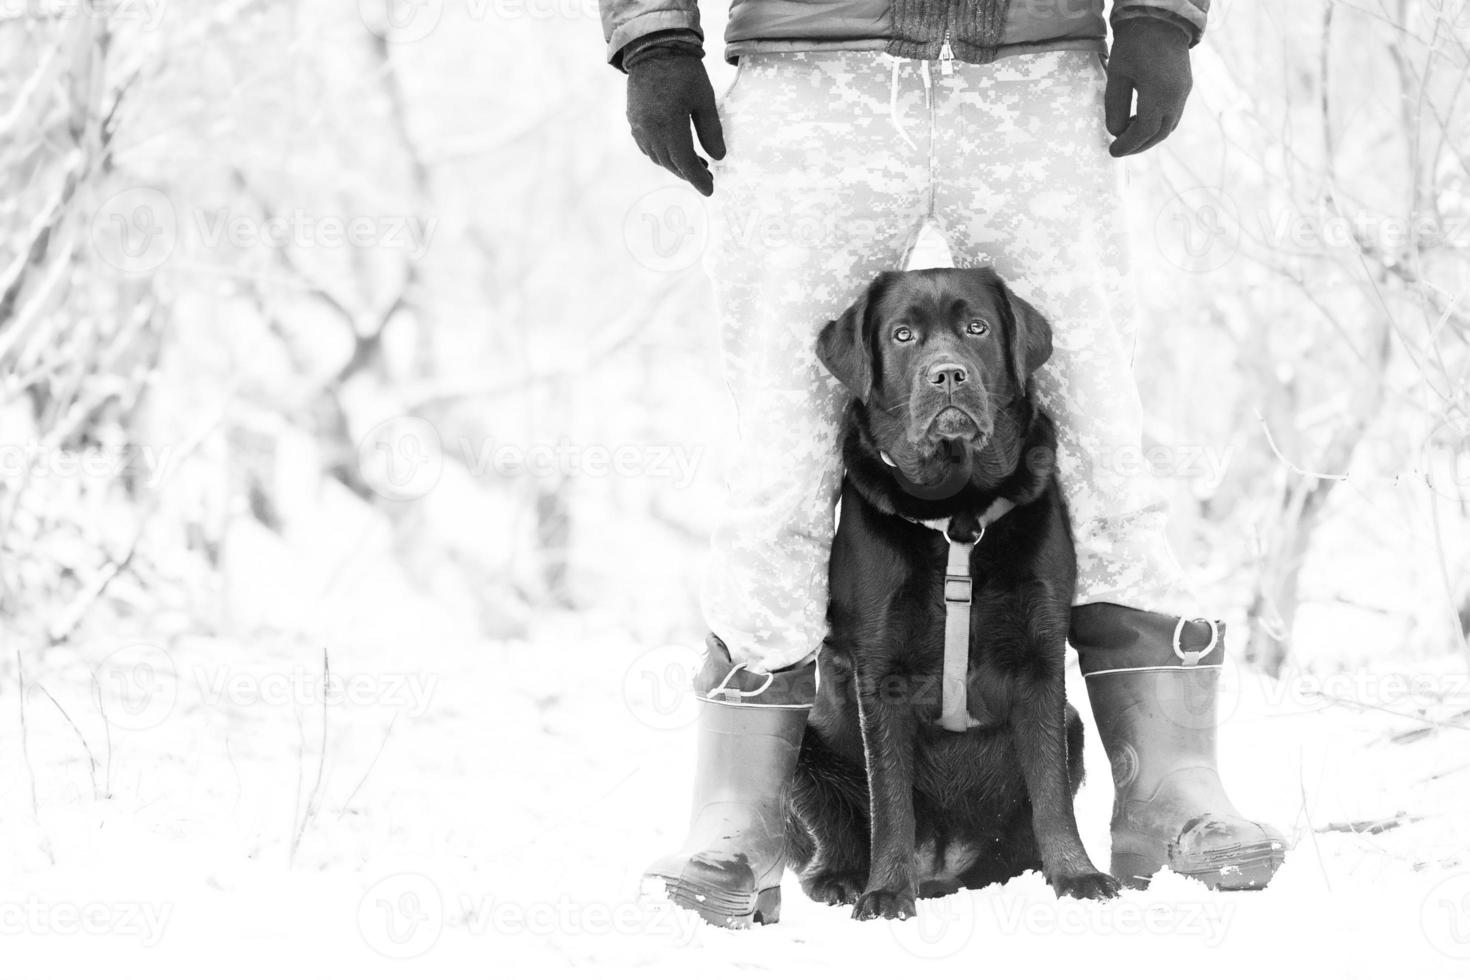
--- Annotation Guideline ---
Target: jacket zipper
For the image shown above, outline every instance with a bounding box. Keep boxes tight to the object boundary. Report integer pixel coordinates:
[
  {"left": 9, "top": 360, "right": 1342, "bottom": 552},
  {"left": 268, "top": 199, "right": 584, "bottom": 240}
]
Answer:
[{"left": 938, "top": 28, "right": 955, "bottom": 76}]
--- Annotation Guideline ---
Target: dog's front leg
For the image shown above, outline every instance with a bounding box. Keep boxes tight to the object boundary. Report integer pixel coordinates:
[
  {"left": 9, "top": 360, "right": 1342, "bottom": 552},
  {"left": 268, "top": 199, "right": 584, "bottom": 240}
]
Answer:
[
  {"left": 1010, "top": 654, "right": 1120, "bottom": 901},
  {"left": 853, "top": 670, "right": 919, "bottom": 921}
]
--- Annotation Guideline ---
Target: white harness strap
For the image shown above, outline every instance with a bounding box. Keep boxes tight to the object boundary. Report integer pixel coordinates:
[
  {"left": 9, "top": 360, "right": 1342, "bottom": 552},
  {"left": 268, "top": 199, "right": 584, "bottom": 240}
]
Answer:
[
  {"left": 915, "top": 498, "right": 1016, "bottom": 733},
  {"left": 938, "top": 528, "right": 981, "bottom": 732}
]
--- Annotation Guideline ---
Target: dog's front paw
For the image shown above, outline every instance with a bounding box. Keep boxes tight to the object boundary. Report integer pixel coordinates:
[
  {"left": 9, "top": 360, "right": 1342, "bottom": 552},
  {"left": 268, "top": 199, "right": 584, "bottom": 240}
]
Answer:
[
  {"left": 1050, "top": 869, "right": 1121, "bottom": 901},
  {"left": 852, "top": 889, "right": 917, "bottom": 921},
  {"left": 802, "top": 871, "right": 866, "bottom": 907}
]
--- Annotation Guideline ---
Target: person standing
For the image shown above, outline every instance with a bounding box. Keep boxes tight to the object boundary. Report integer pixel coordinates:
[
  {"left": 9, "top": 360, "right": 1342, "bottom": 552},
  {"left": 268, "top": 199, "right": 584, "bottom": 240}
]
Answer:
[{"left": 603, "top": 0, "right": 1287, "bottom": 926}]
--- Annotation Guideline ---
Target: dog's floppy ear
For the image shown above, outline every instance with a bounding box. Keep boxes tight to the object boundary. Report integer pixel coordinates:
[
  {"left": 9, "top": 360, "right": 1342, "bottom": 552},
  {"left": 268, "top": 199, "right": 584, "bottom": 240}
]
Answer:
[
  {"left": 817, "top": 274, "right": 891, "bottom": 401},
  {"left": 997, "top": 277, "right": 1053, "bottom": 393}
]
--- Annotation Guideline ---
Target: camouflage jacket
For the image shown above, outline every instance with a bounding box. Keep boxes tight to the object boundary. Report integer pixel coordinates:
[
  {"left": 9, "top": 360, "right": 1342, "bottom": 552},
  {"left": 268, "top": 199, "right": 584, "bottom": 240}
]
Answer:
[{"left": 601, "top": 0, "right": 1209, "bottom": 69}]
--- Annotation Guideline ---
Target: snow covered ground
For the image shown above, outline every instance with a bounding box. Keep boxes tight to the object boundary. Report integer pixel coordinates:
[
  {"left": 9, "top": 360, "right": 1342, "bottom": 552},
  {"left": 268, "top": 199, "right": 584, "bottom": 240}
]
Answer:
[
  {"left": 2, "top": 3, "right": 1464, "bottom": 978},
  {"left": 1, "top": 593, "right": 1467, "bottom": 980}
]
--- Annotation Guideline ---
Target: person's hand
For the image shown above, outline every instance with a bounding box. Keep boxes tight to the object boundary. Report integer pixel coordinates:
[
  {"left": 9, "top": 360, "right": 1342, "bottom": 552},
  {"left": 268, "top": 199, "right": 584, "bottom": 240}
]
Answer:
[
  {"left": 1105, "top": 18, "right": 1193, "bottom": 158},
  {"left": 626, "top": 51, "right": 726, "bottom": 197}
]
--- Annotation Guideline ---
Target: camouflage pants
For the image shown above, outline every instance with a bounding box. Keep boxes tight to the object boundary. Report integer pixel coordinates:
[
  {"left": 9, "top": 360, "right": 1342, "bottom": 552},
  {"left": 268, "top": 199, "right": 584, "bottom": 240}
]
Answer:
[{"left": 701, "top": 49, "right": 1197, "bottom": 672}]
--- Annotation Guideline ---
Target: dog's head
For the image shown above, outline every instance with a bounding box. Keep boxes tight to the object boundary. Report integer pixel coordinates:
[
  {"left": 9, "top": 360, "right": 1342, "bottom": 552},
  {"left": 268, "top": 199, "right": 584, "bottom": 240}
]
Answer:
[{"left": 817, "top": 268, "right": 1053, "bottom": 491}]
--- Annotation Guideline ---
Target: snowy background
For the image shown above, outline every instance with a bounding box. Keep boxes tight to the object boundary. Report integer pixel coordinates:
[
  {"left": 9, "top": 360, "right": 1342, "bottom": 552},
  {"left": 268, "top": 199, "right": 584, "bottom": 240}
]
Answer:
[{"left": 0, "top": 0, "right": 1468, "bottom": 977}]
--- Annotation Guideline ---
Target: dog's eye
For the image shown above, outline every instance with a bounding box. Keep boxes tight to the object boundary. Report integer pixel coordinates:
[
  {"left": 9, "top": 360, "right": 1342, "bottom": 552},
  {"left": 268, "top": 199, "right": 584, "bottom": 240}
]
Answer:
[
  {"left": 892, "top": 325, "right": 915, "bottom": 343},
  {"left": 966, "top": 319, "right": 991, "bottom": 336}
]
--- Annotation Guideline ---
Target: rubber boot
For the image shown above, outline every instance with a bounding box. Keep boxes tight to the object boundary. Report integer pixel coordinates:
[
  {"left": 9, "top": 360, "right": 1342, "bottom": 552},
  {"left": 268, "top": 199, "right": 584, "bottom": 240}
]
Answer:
[
  {"left": 643, "top": 635, "right": 816, "bottom": 928},
  {"left": 1072, "top": 603, "right": 1288, "bottom": 890}
]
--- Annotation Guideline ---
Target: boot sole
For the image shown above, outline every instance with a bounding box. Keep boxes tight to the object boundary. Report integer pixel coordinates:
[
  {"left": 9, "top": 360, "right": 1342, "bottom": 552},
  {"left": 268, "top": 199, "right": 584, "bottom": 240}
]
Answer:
[
  {"left": 1113, "top": 836, "right": 1287, "bottom": 891},
  {"left": 645, "top": 874, "right": 782, "bottom": 929}
]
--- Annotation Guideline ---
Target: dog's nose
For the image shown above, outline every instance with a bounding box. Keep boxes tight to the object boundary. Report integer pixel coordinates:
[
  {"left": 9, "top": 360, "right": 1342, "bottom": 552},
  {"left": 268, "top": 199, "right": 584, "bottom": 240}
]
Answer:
[{"left": 927, "top": 362, "right": 968, "bottom": 388}]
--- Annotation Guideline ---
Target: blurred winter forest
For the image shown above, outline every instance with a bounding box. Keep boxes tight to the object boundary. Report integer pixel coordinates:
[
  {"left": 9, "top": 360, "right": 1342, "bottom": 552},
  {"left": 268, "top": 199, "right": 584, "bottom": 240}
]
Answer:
[{"left": 1, "top": 0, "right": 1468, "bottom": 681}]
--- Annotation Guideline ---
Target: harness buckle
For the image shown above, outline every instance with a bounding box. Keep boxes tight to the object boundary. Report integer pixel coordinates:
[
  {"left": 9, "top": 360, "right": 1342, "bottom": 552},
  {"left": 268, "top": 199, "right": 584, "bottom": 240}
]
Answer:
[{"left": 944, "top": 574, "right": 972, "bottom": 604}]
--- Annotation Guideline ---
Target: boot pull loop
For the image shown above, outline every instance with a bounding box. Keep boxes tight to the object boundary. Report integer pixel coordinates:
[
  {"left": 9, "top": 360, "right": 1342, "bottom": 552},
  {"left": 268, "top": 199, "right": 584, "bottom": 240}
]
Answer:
[
  {"left": 1172, "top": 617, "right": 1220, "bottom": 667},
  {"left": 708, "top": 663, "right": 775, "bottom": 702}
]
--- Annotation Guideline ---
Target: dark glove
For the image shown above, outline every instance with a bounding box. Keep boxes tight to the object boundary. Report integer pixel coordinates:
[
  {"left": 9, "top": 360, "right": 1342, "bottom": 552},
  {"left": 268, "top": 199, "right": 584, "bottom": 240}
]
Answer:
[
  {"left": 626, "top": 49, "right": 726, "bottom": 197},
  {"left": 1104, "top": 18, "right": 1194, "bottom": 158}
]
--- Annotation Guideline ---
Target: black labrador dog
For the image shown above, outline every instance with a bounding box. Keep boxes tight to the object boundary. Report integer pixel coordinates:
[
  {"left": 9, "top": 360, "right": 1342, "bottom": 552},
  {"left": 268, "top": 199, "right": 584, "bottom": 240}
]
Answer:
[{"left": 787, "top": 267, "right": 1119, "bottom": 921}]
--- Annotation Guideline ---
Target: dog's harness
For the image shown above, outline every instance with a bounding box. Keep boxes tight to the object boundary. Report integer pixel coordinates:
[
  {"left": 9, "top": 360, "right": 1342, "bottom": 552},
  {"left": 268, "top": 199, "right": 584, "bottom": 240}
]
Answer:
[{"left": 900, "top": 497, "right": 1017, "bottom": 733}]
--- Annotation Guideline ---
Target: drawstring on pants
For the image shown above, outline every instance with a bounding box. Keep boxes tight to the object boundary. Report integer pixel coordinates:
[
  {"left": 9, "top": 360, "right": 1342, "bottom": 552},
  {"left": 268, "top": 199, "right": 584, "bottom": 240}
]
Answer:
[
  {"left": 887, "top": 56, "right": 914, "bottom": 150},
  {"left": 886, "top": 52, "right": 938, "bottom": 215},
  {"left": 887, "top": 54, "right": 946, "bottom": 266}
]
